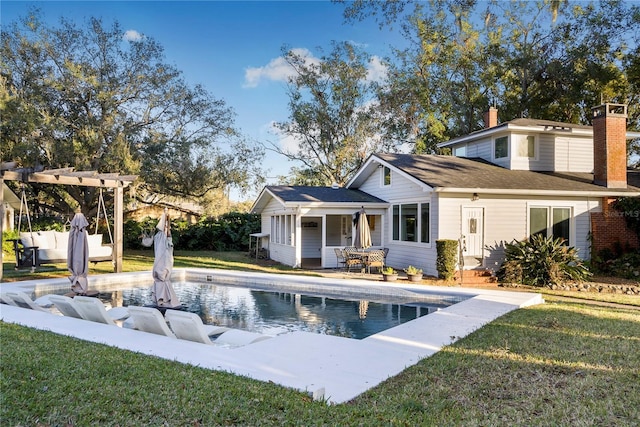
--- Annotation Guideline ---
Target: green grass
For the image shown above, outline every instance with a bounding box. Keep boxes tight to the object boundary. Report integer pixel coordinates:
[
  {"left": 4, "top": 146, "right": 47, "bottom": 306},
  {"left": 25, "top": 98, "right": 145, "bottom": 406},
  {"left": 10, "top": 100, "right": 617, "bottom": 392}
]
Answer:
[{"left": 2, "top": 251, "right": 640, "bottom": 426}]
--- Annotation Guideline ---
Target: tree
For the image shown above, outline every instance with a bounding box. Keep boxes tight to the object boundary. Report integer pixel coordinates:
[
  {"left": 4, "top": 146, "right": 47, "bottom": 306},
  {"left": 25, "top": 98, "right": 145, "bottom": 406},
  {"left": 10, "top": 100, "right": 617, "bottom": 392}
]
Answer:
[
  {"left": 375, "top": 1, "right": 502, "bottom": 153},
  {"left": 337, "top": 0, "right": 640, "bottom": 148},
  {"left": 273, "top": 42, "right": 397, "bottom": 186},
  {"left": 1, "top": 10, "right": 264, "bottom": 217}
]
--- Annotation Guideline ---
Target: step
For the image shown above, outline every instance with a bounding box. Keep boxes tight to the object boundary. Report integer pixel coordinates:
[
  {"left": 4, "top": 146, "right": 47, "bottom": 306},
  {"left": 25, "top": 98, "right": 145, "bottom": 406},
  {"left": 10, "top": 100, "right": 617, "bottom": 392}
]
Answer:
[{"left": 454, "top": 269, "right": 497, "bottom": 285}]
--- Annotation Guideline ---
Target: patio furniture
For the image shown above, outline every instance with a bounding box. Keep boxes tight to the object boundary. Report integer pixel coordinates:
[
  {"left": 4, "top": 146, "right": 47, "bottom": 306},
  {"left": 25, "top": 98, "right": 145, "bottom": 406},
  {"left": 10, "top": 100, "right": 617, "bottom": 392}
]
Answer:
[
  {"left": 73, "top": 296, "right": 129, "bottom": 325},
  {"left": 49, "top": 294, "right": 84, "bottom": 318},
  {"left": 4, "top": 291, "right": 48, "bottom": 312},
  {"left": 333, "top": 248, "right": 347, "bottom": 270},
  {"left": 343, "top": 247, "right": 364, "bottom": 273},
  {"left": 364, "top": 249, "right": 385, "bottom": 274},
  {"left": 165, "top": 310, "right": 229, "bottom": 344},
  {"left": 127, "top": 306, "right": 177, "bottom": 338}
]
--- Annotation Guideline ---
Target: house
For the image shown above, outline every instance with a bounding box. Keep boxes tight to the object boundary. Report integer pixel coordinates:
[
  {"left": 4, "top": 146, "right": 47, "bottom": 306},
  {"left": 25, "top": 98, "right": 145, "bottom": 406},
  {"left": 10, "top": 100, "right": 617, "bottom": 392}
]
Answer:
[{"left": 251, "top": 104, "right": 640, "bottom": 276}]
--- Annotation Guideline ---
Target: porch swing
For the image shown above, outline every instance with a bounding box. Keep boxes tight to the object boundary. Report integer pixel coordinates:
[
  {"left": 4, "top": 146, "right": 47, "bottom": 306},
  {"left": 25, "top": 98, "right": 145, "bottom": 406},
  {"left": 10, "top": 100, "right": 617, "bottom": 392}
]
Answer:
[{"left": 11, "top": 185, "right": 115, "bottom": 270}]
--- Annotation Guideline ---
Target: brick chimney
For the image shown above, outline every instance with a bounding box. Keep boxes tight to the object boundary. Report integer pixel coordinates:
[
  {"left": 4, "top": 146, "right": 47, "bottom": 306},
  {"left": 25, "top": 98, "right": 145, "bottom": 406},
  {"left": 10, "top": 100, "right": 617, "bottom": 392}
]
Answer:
[
  {"left": 592, "top": 103, "right": 627, "bottom": 188},
  {"left": 483, "top": 107, "right": 498, "bottom": 129}
]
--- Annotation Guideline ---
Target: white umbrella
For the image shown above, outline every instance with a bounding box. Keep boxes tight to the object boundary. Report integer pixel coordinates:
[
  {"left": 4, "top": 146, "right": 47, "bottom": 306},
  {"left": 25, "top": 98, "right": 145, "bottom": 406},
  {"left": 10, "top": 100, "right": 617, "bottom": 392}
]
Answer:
[
  {"left": 151, "top": 210, "right": 181, "bottom": 308},
  {"left": 353, "top": 208, "right": 372, "bottom": 250},
  {"left": 68, "top": 212, "right": 90, "bottom": 295}
]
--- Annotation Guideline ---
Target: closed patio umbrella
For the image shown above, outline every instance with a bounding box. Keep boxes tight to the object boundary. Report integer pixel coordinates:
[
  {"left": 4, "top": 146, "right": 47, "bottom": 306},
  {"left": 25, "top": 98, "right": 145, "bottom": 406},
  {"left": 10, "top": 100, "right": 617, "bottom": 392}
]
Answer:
[
  {"left": 68, "top": 212, "right": 90, "bottom": 295},
  {"left": 151, "top": 210, "right": 181, "bottom": 308},
  {"left": 353, "top": 208, "right": 372, "bottom": 250}
]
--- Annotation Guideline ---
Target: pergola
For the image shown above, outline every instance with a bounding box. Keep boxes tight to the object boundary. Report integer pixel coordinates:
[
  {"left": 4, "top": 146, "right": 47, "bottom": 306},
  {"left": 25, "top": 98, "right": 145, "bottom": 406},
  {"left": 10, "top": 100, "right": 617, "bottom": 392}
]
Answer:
[{"left": 0, "top": 161, "right": 137, "bottom": 281}]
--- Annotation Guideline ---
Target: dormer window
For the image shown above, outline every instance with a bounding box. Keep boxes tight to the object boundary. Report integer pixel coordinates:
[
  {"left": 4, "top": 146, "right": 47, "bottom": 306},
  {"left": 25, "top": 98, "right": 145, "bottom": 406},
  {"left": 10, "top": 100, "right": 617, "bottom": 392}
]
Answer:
[
  {"left": 517, "top": 135, "right": 536, "bottom": 158},
  {"left": 494, "top": 136, "right": 508, "bottom": 159},
  {"left": 382, "top": 166, "right": 391, "bottom": 186}
]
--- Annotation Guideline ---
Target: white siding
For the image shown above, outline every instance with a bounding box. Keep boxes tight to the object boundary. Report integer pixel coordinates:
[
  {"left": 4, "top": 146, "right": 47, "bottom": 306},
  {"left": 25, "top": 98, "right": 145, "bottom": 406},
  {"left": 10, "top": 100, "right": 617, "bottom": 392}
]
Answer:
[
  {"left": 437, "top": 194, "right": 600, "bottom": 274},
  {"left": 552, "top": 136, "right": 593, "bottom": 173},
  {"left": 365, "top": 171, "right": 437, "bottom": 276},
  {"left": 359, "top": 167, "right": 425, "bottom": 200},
  {"left": 269, "top": 243, "right": 296, "bottom": 267},
  {"left": 536, "top": 134, "right": 555, "bottom": 171},
  {"left": 567, "top": 138, "right": 593, "bottom": 172},
  {"left": 463, "top": 138, "right": 492, "bottom": 161}
]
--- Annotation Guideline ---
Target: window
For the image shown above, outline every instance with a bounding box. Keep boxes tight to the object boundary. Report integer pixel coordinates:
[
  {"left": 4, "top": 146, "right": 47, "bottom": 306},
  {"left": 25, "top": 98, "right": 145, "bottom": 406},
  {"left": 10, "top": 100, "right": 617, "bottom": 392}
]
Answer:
[
  {"left": 517, "top": 135, "right": 536, "bottom": 158},
  {"left": 392, "top": 202, "right": 430, "bottom": 244},
  {"left": 529, "top": 206, "right": 571, "bottom": 245},
  {"left": 270, "top": 214, "right": 296, "bottom": 245},
  {"left": 382, "top": 166, "right": 391, "bottom": 186},
  {"left": 494, "top": 136, "right": 508, "bottom": 159},
  {"left": 420, "top": 203, "right": 430, "bottom": 243},
  {"left": 454, "top": 145, "right": 467, "bottom": 157}
]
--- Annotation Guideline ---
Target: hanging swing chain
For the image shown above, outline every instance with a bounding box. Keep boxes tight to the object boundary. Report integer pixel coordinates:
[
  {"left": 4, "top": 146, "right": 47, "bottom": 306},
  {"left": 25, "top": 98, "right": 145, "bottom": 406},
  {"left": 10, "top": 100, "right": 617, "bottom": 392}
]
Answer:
[
  {"left": 95, "top": 188, "right": 114, "bottom": 245},
  {"left": 17, "top": 183, "right": 34, "bottom": 238}
]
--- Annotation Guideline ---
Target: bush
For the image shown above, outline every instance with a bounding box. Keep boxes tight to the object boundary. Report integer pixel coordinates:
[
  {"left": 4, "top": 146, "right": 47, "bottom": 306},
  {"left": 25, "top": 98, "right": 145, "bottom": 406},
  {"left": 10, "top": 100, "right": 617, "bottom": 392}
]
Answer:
[
  {"left": 123, "top": 213, "right": 260, "bottom": 251},
  {"left": 497, "top": 234, "right": 591, "bottom": 287},
  {"left": 436, "top": 239, "right": 458, "bottom": 280},
  {"left": 594, "top": 250, "right": 640, "bottom": 280},
  {"left": 612, "top": 196, "right": 640, "bottom": 240}
]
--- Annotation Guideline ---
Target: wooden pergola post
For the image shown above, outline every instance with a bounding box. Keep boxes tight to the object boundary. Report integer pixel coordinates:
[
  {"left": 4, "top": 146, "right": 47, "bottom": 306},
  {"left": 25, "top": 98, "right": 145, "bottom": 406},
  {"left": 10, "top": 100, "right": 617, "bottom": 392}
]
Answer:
[{"left": 113, "top": 185, "right": 124, "bottom": 273}]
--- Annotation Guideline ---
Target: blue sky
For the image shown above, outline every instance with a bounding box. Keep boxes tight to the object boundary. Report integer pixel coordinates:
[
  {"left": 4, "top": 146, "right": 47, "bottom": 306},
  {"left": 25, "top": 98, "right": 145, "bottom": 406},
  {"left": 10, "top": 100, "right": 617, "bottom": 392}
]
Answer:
[{"left": 1, "top": 1, "right": 406, "bottom": 201}]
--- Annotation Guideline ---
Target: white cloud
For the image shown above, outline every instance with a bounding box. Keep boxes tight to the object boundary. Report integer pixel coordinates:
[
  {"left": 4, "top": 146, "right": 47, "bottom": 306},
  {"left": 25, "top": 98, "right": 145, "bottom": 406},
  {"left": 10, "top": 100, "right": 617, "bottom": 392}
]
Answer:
[
  {"left": 366, "top": 55, "right": 387, "bottom": 83},
  {"left": 123, "top": 30, "right": 143, "bottom": 42},
  {"left": 267, "top": 121, "right": 301, "bottom": 154},
  {"left": 243, "top": 48, "right": 320, "bottom": 88}
]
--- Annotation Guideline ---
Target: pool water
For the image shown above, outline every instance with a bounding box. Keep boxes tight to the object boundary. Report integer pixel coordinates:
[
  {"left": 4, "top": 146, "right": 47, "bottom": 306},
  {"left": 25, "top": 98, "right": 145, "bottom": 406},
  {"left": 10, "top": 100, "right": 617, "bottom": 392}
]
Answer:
[{"left": 86, "top": 281, "right": 466, "bottom": 339}]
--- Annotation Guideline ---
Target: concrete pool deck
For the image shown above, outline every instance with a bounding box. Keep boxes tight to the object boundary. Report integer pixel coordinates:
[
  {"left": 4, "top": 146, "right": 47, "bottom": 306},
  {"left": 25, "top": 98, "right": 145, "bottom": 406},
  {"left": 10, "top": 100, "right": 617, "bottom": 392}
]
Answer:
[{"left": 0, "top": 268, "right": 544, "bottom": 404}]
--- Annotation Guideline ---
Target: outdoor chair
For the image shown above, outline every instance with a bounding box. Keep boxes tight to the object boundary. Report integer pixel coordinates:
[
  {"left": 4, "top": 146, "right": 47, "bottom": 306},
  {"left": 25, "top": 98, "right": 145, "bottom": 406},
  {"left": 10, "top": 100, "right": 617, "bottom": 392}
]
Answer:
[
  {"left": 364, "top": 249, "right": 385, "bottom": 274},
  {"left": 165, "top": 310, "right": 229, "bottom": 344},
  {"left": 0, "top": 293, "right": 17, "bottom": 306},
  {"left": 73, "top": 296, "right": 129, "bottom": 326},
  {"left": 333, "top": 248, "right": 347, "bottom": 270},
  {"left": 343, "top": 247, "right": 363, "bottom": 273},
  {"left": 4, "top": 291, "right": 48, "bottom": 312},
  {"left": 49, "top": 294, "right": 83, "bottom": 318},
  {"left": 127, "top": 306, "right": 176, "bottom": 338}
]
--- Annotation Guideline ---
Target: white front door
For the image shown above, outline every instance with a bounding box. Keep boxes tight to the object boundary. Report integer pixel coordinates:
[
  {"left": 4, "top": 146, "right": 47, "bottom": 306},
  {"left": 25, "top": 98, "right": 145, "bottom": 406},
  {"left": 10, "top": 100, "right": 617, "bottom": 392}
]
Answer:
[{"left": 462, "top": 207, "right": 484, "bottom": 266}]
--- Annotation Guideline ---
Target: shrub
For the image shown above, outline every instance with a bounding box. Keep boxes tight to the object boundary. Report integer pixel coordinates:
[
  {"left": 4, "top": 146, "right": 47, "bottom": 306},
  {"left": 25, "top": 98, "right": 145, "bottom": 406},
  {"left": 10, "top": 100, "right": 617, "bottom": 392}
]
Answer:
[
  {"left": 436, "top": 239, "right": 458, "bottom": 280},
  {"left": 497, "top": 234, "right": 591, "bottom": 287},
  {"left": 123, "top": 212, "right": 260, "bottom": 251},
  {"left": 612, "top": 196, "right": 640, "bottom": 240},
  {"left": 594, "top": 250, "right": 640, "bottom": 280}
]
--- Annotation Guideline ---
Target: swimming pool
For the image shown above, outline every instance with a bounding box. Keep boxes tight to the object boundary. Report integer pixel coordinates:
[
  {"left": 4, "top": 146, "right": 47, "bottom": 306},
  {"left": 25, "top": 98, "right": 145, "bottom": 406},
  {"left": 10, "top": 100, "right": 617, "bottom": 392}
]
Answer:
[
  {"left": 86, "top": 281, "right": 468, "bottom": 339},
  {"left": 1, "top": 268, "right": 544, "bottom": 403}
]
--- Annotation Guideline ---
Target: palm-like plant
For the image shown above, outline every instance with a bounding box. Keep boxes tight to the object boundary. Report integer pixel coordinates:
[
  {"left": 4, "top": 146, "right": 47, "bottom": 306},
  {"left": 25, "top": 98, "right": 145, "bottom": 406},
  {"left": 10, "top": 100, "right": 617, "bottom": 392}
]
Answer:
[{"left": 497, "top": 234, "right": 591, "bottom": 286}]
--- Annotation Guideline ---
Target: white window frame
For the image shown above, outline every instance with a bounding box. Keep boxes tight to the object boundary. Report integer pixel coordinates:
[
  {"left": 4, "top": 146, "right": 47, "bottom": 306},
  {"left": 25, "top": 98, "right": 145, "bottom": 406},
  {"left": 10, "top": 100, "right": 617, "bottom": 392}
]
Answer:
[
  {"left": 527, "top": 204, "right": 574, "bottom": 246},
  {"left": 270, "top": 214, "right": 295, "bottom": 246},
  {"left": 493, "top": 135, "right": 509, "bottom": 160},
  {"left": 454, "top": 145, "right": 467, "bottom": 157},
  {"left": 391, "top": 202, "right": 431, "bottom": 247},
  {"left": 381, "top": 166, "right": 391, "bottom": 187},
  {"left": 516, "top": 135, "right": 538, "bottom": 159}
]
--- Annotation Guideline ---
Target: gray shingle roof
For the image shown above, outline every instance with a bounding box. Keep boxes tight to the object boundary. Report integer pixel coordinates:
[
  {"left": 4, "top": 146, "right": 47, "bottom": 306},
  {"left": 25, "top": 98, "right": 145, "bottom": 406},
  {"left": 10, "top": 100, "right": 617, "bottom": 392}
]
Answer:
[
  {"left": 375, "top": 153, "right": 640, "bottom": 193},
  {"left": 267, "top": 185, "right": 386, "bottom": 203}
]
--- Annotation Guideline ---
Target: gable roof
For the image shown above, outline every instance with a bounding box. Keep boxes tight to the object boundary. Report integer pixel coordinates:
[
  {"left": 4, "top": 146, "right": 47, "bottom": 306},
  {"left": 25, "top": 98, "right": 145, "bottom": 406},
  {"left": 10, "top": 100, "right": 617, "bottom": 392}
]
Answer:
[
  {"left": 251, "top": 185, "right": 387, "bottom": 213},
  {"left": 367, "top": 153, "right": 640, "bottom": 196}
]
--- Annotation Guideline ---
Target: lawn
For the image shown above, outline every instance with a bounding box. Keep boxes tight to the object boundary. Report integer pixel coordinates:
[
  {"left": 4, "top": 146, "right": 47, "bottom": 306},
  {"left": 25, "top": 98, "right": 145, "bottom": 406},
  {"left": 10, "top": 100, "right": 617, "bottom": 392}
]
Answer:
[{"left": 1, "top": 251, "right": 639, "bottom": 426}]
